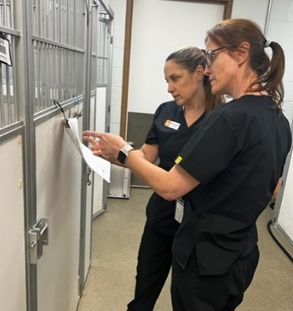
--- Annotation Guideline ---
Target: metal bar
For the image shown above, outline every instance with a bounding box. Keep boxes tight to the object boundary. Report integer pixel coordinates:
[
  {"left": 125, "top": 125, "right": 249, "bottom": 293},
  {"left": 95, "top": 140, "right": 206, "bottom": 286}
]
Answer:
[
  {"left": 33, "top": 96, "right": 83, "bottom": 125},
  {"left": 275, "top": 223, "right": 293, "bottom": 247},
  {"left": 0, "top": 64, "right": 4, "bottom": 127},
  {"left": 60, "top": 48, "right": 63, "bottom": 101},
  {"left": 40, "top": 0, "right": 43, "bottom": 36},
  {"left": 42, "top": 42, "right": 47, "bottom": 109},
  {"left": 21, "top": 0, "right": 39, "bottom": 308},
  {"left": 0, "top": 121, "right": 24, "bottom": 143},
  {"left": 74, "top": 50, "right": 77, "bottom": 94},
  {"left": 41, "top": 0, "right": 45, "bottom": 38},
  {"left": 48, "top": 44, "right": 52, "bottom": 102},
  {"left": 59, "top": 0, "right": 61, "bottom": 43},
  {"left": 79, "top": 0, "right": 93, "bottom": 295},
  {"left": 31, "top": 34, "right": 84, "bottom": 53},
  {"left": 264, "top": 0, "right": 273, "bottom": 36},
  {"left": 103, "top": 21, "right": 107, "bottom": 82},
  {"left": 3, "top": 0, "right": 7, "bottom": 26},
  {"left": 97, "top": 56, "right": 108, "bottom": 60},
  {"left": 57, "top": 0, "right": 60, "bottom": 42},
  {"left": 35, "top": 41, "right": 40, "bottom": 112},
  {"left": 52, "top": 45, "right": 56, "bottom": 101},
  {"left": 58, "top": 46, "right": 61, "bottom": 101},
  {"left": 65, "top": 49, "right": 69, "bottom": 99},
  {"left": 0, "top": 25, "right": 20, "bottom": 36},
  {"left": 53, "top": 0, "right": 56, "bottom": 41},
  {"left": 57, "top": 46, "right": 60, "bottom": 101},
  {"left": 40, "top": 41, "right": 43, "bottom": 111},
  {"left": 104, "top": 14, "right": 114, "bottom": 230},
  {"left": 11, "top": 35, "right": 17, "bottom": 121},
  {"left": 6, "top": 0, "right": 11, "bottom": 28},
  {"left": 97, "top": 17, "right": 101, "bottom": 82},
  {"left": 67, "top": 0, "right": 69, "bottom": 44},
  {"left": 73, "top": 0, "right": 76, "bottom": 47},
  {"left": 45, "top": 43, "right": 50, "bottom": 107},
  {"left": 45, "top": 0, "right": 49, "bottom": 38},
  {"left": 43, "top": 0, "right": 47, "bottom": 38},
  {"left": 10, "top": 0, "right": 14, "bottom": 28},
  {"left": 92, "top": 209, "right": 106, "bottom": 220},
  {"left": 99, "top": 0, "right": 114, "bottom": 19},
  {"left": 48, "top": 0, "right": 52, "bottom": 39},
  {"left": 42, "top": 42, "right": 47, "bottom": 110},
  {"left": 5, "top": 63, "right": 11, "bottom": 124},
  {"left": 72, "top": 51, "right": 75, "bottom": 96},
  {"left": 69, "top": 0, "right": 72, "bottom": 45}
]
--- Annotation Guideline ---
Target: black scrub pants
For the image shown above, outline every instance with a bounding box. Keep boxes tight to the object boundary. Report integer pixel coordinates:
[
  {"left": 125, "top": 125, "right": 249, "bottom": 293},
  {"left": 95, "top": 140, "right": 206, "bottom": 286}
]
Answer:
[
  {"left": 171, "top": 245, "right": 260, "bottom": 311},
  {"left": 127, "top": 225, "right": 174, "bottom": 311}
]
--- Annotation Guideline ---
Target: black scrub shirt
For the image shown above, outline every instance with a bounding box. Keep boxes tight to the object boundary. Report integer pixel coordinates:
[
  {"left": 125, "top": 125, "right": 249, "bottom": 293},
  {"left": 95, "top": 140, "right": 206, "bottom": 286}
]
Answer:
[
  {"left": 172, "top": 95, "right": 292, "bottom": 275},
  {"left": 144, "top": 100, "right": 205, "bottom": 235}
]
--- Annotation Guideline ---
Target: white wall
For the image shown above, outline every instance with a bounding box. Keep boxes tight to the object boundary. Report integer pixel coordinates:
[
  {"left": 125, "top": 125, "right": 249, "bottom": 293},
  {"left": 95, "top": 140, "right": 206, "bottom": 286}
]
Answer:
[
  {"left": 108, "top": 0, "right": 293, "bottom": 131},
  {"left": 108, "top": 0, "right": 127, "bottom": 134},
  {"left": 233, "top": 0, "right": 293, "bottom": 123},
  {"left": 0, "top": 136, "right": 26, "bottom": 311},
  {"left": 231, "top": 0, "right": 269, "bottom": 30},
  {"left": 266, "top": 0, "right": 293, "bottom": 123},
  {"left": 128, "top": 0, "right": 223, "bottom": 114},
  {"left": 106, "top": 0, "right": 293, "bottom": 142}
]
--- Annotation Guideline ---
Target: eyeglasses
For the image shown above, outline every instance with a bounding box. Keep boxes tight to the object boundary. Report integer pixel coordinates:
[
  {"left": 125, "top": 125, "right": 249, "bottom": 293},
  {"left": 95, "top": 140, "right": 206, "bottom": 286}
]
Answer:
[{"left": 205, "top": 45, "right": 231, "bottom": 67}]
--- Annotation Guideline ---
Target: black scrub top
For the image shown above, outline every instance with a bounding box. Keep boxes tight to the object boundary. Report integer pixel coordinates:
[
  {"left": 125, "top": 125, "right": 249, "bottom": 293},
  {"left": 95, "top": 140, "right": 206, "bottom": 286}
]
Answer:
[
  {"left": 144, "top": 100, "right": 205, "bottom": 235},
  {"left": 172, "top": 95, "right": 292, "bottom": 275}
]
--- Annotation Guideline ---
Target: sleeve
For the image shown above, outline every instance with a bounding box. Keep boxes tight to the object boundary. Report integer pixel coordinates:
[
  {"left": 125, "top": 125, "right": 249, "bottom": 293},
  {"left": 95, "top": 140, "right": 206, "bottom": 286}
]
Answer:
[
  {"left": 175, "top": 110, "right": 243, "bottom": 185},
  {"left": 144, "top": 104, "right": 162, "bottom": 145}
]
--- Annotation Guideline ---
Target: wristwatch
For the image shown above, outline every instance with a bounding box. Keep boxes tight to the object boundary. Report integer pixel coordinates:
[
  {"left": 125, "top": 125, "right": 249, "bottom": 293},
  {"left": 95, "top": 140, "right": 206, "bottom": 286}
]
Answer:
[{"left": 117, "top": 144, "right": 134, "bottom": 164}]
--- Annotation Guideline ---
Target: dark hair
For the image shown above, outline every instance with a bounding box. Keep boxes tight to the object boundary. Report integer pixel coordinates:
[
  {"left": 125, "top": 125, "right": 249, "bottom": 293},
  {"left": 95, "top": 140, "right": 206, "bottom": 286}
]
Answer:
[
  {"left": 205, "top": 18, "right": 285, "bottom": 110},
  {"left": 166, "top": 46, "right": 224, "bottom": 112}
]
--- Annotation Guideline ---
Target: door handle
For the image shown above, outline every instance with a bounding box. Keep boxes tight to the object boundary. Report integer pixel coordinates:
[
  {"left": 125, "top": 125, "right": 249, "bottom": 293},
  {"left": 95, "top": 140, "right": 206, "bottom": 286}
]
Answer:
[{"left": 29, "top": 218, "right": 49, "bottom": 264}]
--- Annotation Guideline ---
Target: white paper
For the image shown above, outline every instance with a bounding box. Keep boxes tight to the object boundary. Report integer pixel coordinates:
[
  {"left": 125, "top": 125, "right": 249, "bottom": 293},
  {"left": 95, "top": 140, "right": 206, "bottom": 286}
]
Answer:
[
  {"left": 65, "top": 118, "right": 111, "bottom": 183},
  {"left": 0, "top": 37, "right": 12, "bottom": 66}
]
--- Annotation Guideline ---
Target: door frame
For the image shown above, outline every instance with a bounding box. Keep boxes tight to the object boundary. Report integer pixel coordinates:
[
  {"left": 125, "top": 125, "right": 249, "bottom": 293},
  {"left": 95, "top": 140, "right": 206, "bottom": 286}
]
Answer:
[{"left": 119, "top": 0, "right": 233, "bottom": 138}]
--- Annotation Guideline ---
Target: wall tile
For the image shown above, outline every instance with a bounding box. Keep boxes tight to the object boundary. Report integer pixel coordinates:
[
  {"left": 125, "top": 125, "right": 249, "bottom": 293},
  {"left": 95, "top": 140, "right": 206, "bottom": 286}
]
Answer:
[
  {"left": 284, "top": 82, "right": 293, "bottom": 102},
  {"left": 112, "top": 47, "right": 125, "bottom": 68},
  {"left": 111, "top": 6, "right": 126, "bottom": 29},
  {"left": 269, "top": 0, "right": 290, "bottom": 20},
  {"left": 288, "top": 1, "right": 293, "bottom": 21},
  {"left": 111, "top": 87, "right": 122, "bottom": 106},
  {"left": 108, "top": 0, "right": 126, "bottom": 8},
  {"left": 267, "top": 20, "right": 293, "bottom": 42},
  {"left": 113, "top": 27, "right": 126, "bottom": 49},
  {"left": 111, "top": 67, "right": 123, "bottom": 88},
  {"left": 232, "top": 0, "right": 269, "bottom": 20},
  {"left": 110, "top": 105, "right": 122, "bottom": 123},
  {"left": 109, "top": 123, "right": 120, "bottom": 135}
]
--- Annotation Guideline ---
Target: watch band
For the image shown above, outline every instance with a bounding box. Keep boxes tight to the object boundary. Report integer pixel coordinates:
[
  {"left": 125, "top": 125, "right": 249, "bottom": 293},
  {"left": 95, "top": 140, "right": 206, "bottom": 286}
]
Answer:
[{"left": 117, "top": 144, "right": 134, "bottom": 164}]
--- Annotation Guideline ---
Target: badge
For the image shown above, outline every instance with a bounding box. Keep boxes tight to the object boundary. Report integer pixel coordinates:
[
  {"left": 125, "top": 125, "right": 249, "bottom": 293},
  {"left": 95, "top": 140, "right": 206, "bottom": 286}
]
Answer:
[
  {"left": 175, "top": 198, "right": 184, "bottom": 223},
  {"left": 164, "top": 119, "right": 180, "bottom": 130}
]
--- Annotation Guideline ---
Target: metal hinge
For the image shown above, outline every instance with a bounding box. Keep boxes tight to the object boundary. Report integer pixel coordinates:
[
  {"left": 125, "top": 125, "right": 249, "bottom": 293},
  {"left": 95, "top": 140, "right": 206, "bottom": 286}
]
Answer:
[{"left": 29, "top": 218, "right": 49, "bottom": 264}]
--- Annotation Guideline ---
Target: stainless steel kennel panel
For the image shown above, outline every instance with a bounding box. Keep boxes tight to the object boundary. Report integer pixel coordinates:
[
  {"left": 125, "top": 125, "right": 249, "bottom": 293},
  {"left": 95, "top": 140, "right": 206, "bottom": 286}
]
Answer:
[
  {"left": 1, "top": 1, "right": 114, "bottom": 310},
  {"left": 0, "top": 128, "right": 27, "bottom": 311},
  {"left": 31, "top": 0, "right": 84, "bottom": 113},
  {"left": 93, "top": 1, "right": 114, "bottom": 216},
  {"left": 0, "top": 0, "right": 18, "bottom": 128},
  {"left": 0, "top": 1, "right": 26, "bottom": 310},
  {"left": 29, "top": 1, "right": 89, "bottom": 310}
]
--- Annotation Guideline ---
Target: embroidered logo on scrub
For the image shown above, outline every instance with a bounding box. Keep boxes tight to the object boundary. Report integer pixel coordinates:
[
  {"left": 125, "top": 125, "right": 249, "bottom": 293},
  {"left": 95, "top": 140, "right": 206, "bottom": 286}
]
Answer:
[
  {"left": 175, "top": 156, "right": 183, "bottom": 164},
  {"left": 164, "top": 119, "right": 180, "bottom": 130}
]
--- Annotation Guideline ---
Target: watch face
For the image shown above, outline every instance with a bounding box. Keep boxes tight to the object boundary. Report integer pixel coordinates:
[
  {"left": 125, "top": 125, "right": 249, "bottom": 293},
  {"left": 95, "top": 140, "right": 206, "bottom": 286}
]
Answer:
[{"left": 117, "top": 150, "right": 127, "bottom": 164}]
